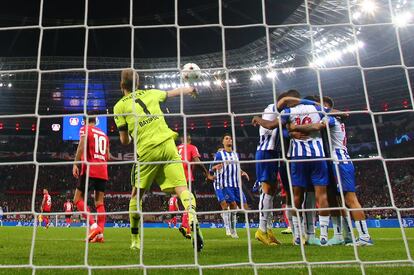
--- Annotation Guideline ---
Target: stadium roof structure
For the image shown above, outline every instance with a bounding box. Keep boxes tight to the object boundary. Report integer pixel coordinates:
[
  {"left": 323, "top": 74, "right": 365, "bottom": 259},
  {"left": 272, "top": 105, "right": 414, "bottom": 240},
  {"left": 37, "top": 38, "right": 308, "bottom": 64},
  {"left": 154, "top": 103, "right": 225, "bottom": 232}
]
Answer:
[{"left": 0, "top": 0, "right": 412, "bottom": 119}]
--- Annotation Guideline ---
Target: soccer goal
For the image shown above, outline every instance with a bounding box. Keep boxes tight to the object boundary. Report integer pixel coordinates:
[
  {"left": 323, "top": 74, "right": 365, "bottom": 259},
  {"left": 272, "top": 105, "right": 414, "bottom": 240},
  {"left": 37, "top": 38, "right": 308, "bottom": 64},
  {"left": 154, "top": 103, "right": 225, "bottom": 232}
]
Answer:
[{"left": 0, "top": 0, "right": 413, "bottom": 274}]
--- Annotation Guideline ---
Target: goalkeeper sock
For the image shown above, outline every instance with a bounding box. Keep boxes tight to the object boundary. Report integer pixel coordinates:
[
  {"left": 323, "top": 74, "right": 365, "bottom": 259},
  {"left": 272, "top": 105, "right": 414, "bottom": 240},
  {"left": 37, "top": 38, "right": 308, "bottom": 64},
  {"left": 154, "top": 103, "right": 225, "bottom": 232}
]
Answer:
[
  {"left": 129, "top": 197, "right": 140, "bottom": 236},
  {"left": 96, "top": 203, "right": 106, "bottom": 232},
  {"left": 179, "top": 190, "right": 197, "bottom": 224},
  {"left": 76, "top": 200, "right": 95, "bottom": 226}
]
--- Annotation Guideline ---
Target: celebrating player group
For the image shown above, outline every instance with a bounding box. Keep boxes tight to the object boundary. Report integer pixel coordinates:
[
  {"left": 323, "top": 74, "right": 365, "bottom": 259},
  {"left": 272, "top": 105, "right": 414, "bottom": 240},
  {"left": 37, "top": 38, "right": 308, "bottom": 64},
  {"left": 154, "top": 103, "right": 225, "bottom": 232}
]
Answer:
[{"left": 252, "top": 90, "right": 373, "bottom": 247}]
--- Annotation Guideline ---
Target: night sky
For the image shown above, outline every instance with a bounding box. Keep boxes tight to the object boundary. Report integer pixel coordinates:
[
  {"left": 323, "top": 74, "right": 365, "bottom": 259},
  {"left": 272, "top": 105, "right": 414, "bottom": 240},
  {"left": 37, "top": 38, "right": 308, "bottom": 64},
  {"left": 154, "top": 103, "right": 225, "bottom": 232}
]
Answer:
[{"left": 0, "top": 0, "right": 302, "bottom": 58}]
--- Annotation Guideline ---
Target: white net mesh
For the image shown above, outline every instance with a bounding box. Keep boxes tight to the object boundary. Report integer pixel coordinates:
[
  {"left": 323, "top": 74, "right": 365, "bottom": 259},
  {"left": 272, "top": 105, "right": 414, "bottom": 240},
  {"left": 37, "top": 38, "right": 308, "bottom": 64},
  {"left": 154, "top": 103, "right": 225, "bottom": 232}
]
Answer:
[{"left": 0, "top": 0, "right": 414, "bottom": 274}]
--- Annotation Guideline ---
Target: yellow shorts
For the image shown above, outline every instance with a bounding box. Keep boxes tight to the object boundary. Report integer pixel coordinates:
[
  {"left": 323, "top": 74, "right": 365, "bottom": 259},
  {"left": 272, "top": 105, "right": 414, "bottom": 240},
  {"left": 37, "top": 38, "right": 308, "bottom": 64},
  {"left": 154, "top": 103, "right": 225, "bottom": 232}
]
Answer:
[{"left": 131, "top": 138, "right": 187, "bottom": 191}]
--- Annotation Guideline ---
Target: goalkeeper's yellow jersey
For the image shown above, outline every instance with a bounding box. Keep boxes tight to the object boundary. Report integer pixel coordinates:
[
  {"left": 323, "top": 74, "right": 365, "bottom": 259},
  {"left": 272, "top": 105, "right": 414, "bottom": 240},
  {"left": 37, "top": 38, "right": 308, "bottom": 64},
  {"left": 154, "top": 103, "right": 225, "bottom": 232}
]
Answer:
[{"left": 113, "top": 89, "right": 177, "bottom": 157}]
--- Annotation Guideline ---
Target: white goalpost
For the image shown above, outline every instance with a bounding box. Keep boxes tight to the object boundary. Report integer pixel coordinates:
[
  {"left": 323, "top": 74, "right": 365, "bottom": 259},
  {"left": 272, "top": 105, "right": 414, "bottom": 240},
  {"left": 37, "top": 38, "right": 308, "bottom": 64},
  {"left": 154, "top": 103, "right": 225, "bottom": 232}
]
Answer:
[{"left": 0, "top": 0, "right": 413, "bottom": 274}]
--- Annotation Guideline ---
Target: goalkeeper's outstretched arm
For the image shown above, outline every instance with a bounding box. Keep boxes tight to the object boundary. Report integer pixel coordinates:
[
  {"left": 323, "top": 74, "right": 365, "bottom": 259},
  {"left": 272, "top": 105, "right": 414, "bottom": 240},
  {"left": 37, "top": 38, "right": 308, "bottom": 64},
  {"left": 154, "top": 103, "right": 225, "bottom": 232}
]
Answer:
[{"left": 166, "top": 87, "right": 197, "bottom": 98}]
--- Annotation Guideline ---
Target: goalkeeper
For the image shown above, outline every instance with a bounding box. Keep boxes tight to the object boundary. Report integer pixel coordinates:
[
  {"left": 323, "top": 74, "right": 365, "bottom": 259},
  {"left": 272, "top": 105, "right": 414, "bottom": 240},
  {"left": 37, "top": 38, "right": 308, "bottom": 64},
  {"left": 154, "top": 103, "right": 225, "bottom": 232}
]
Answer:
[{"left": 113, "top": 69, "right": 203, "bottom": 252}]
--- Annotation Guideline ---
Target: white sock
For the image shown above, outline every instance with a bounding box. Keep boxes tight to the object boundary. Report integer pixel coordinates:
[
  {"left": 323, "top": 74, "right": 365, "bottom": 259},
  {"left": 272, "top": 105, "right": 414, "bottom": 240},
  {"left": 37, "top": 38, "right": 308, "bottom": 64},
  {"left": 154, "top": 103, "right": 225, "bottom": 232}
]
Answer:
[
  {"left": 319, "top": 216, "right": 330, "bottom": 240},
  {"left": 292, "top": 215, "right": 300, "bottom": 239},
  {"left": 222, "top": 212, "right": 230, "bottom": 229},
  {"left": 355, "top": 220, "right": 370, "bottom": 240},
  {"left": 231, "top": 212, "right": 237, "bottom": 233},
  {"left": 342, "top": 216, "right": 353, "bottom": 240},
  {"left": 304, "top": 192, "right": 316, "bottom": 238},
  {"left": 267, "top": 211, "right": 273, "bottom": 230},
  {"left": 332, "top": 216, "right": 343, "bottom": 239},
  {"left": 259, "top": 193, "right": 273, "bottom": 232}
]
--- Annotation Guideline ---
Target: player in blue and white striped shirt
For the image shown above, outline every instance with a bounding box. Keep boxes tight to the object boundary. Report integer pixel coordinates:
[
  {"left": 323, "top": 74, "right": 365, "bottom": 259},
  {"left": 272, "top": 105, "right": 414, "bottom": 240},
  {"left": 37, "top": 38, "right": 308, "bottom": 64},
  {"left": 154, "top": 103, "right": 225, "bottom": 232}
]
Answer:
[
  {"left": 252, "top": 91, "right": 329, "bottom": 246},
  {"left": 280, "top": 96, "right": 332, "bottom": 246},
  {"left": 209, "top": 148, "right": 231, "bottom": 236},
  {"left": 290, "top": 97, "right": 373, "bottom": 246},
  {"left": 251, "top": 91, "right": 300, "bottom": 246},
  {"left": 212, "top": 133, "right": 250, "bottom": 238},
  {"left": 254, "top": 102, "right": 281, "bottom": 246}
]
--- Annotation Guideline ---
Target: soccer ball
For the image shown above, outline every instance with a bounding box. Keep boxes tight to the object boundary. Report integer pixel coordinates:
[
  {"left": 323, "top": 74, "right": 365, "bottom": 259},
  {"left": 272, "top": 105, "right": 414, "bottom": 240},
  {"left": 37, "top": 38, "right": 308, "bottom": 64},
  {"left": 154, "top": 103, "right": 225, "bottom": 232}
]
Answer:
[{"left": 182, "top": 63, "right": 201, "bottom": 83}]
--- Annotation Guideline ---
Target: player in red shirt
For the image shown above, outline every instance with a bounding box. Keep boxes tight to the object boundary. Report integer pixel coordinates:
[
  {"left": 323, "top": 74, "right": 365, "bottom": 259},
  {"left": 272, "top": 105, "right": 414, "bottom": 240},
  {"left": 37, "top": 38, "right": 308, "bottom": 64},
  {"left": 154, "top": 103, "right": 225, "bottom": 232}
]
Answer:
[
  {"left": 73, "top": 116, "right": 109, "bottom": 243},
  {"left": 40, "top": 189, "right": 52, "bottom": 228},
  {"left": 177, "top": 135, "right": 214, "bottom": 239},
  {"left": 63, "top": 199, "right": 74, "bottom": 227},
  {"left": 167, "top": 195, "right": 179, "bottom": 228}
]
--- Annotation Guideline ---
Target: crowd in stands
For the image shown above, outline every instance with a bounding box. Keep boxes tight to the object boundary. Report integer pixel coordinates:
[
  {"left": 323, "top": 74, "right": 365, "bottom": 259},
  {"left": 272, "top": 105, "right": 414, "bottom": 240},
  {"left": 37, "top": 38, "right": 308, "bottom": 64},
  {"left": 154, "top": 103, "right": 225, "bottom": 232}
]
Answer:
[{"left": 1, "top": 116, "right": 414, "bottom": 224}]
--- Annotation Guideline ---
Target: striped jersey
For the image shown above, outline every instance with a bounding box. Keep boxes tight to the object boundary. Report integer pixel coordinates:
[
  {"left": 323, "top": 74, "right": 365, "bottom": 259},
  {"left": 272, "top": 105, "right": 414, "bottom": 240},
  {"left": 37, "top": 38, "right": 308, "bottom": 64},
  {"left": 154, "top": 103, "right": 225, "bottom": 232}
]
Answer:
[
  {"left": 329, "top": 116, "right": 351, "bottom": 164},
  {"left": 281, "top": 104, "right": 326, "bottom": 158},
  {"left": 213, "top": 150, "right": 241, "bottom": 189},
  {"left": 257, "top": 104, "right": 280, "bottom": 151}
]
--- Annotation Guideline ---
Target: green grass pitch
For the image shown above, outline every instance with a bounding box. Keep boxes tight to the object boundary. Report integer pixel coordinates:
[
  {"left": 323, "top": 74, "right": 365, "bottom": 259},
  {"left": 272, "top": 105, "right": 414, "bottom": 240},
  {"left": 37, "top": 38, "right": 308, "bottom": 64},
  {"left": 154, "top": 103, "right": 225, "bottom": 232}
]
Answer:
[{"left": 1, "top": 227, "right": 414, "bottom": 274}]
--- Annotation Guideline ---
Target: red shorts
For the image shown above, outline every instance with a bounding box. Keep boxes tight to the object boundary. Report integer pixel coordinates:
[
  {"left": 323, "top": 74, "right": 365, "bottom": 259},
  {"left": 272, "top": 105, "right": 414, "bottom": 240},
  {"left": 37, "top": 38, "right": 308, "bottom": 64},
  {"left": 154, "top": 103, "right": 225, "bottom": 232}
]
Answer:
[{"left": 169, "top": 207, "right": 178, "bottom": 212}]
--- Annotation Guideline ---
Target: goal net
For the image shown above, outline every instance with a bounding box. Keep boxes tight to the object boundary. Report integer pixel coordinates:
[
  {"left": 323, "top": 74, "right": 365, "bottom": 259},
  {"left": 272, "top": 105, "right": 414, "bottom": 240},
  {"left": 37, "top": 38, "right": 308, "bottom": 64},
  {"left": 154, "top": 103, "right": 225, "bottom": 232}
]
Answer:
[{"left": 0, "top": 0, "right": 413, "bottom": 274}]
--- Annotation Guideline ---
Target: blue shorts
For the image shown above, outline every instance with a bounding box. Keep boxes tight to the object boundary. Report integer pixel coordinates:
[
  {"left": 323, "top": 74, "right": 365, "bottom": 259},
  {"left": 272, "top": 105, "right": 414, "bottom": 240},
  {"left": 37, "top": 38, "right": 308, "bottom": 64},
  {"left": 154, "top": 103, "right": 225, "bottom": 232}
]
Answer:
[
  {"left": 255, "top": 150, "right": 278, "bottom": 184},
  {"left": 223, "top": 187, "right": 247, "bottom": 204},
  {"left": 332, "top": 162, "right": 356, "bottom": 192},
  {"left": 215, "top": 188, "right": 226, "bottom": 202},
  {"left": 290, "top": 158, "right": 329, "bottom": 188}
]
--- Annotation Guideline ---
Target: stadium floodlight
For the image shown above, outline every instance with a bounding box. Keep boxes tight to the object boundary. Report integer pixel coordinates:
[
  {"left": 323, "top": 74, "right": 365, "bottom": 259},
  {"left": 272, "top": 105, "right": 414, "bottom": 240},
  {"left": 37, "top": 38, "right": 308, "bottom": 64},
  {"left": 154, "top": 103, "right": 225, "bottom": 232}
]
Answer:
[
  {"left": 266, "top": 71, "right": 277, "bottom": 79},
  {"left": 326, "top": 50, "right": 343, "bottom": 62},
  {"left": 393, "top": 11, "right": 412, "bottom": 27},
  {"left": 360, "top": 0, "right": 377, "bottom": 14},
  {"left": 353, "top": 11, "right": 362, "bottom": 20},
  {"left": 282, "top": 68, "right": 296, "bottom": 74},
  {"left": 7, "top": 83, "right": 12, "bottom": 88},
  {"left": 213, "top": 80, "right": 222, "bottom": 86},
  {"left": 0, "top": 83, "right": 3, "bottom": 87},
  {"left": 250, "top": 74, "right": 262, "bottom": 81}
]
